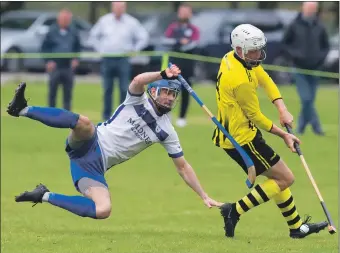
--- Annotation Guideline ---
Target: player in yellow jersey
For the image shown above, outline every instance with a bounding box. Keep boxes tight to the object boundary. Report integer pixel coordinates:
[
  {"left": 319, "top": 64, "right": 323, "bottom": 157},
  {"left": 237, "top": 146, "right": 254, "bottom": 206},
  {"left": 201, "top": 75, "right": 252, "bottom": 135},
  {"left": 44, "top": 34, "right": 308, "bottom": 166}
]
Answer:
[{"left": 214, "top": 24, "right": 328, "bottom": 239}]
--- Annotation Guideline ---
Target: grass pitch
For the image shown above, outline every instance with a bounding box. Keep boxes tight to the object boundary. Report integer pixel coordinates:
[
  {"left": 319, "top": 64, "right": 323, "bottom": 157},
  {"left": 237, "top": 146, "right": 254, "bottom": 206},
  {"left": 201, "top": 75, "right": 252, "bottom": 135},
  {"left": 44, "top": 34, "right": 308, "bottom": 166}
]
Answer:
[{"left": 1, "top": 81, "right": 338, "bottom": 253}]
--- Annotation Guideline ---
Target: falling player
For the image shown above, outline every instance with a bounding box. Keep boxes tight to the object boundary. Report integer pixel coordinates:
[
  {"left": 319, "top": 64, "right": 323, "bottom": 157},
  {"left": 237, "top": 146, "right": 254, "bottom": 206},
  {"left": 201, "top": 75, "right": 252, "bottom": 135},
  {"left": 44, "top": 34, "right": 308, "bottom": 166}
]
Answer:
[{"left": 9, "top": 64, "right": 222, "bottom": 220}]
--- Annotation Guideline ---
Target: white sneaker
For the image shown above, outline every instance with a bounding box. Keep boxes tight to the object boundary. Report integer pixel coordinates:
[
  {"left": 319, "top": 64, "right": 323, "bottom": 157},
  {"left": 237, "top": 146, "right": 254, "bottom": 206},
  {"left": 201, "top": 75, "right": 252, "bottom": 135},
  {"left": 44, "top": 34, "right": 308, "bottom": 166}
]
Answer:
[{"left": 176, "top": 118, "right": 187, "bottom": 128}]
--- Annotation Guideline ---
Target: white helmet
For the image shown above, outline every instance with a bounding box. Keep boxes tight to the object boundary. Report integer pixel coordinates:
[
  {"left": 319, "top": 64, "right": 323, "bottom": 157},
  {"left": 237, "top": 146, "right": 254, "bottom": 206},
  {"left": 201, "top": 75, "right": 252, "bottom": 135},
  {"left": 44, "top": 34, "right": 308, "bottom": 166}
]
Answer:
[{"left": 230, "top": 24, "right": 267, "bottom": 67}]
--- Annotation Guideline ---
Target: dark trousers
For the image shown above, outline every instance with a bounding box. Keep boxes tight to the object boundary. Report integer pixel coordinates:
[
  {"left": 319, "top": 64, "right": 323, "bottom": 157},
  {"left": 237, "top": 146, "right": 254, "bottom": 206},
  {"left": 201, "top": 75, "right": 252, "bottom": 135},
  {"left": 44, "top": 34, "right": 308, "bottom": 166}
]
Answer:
[
  {"left": 101, "top": 57, "right": 131, "bottom": 120},
  {"left": 294, "top": 73, "right": 323, "bottom": 133},
  {"left": 172, "top": 57, "right": 194, "bottom": 119},
  {"left": 48, "top": 68, "right": 74, "bottom": 111}
]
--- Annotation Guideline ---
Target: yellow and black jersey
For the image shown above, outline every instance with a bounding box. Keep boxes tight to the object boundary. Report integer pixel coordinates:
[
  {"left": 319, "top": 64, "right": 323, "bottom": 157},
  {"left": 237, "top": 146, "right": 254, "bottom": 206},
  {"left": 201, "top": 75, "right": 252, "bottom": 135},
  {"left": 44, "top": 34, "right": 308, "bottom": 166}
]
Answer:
[{"left": 212, "top": 51, "right": 282, "bottom": 149}]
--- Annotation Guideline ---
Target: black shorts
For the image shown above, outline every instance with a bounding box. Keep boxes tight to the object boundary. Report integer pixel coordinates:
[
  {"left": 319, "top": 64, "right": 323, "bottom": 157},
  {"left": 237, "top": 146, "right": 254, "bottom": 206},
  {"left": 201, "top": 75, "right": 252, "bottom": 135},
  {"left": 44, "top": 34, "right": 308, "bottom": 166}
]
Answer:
[{"left": 224, "top": 130, "right": 281, "bottom": 176}]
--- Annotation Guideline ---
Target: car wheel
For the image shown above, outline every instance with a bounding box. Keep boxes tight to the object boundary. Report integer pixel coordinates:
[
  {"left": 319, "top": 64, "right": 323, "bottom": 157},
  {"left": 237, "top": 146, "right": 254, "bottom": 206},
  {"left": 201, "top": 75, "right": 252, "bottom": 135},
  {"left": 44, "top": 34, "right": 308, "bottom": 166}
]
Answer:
[{"left": 5, "top": 48, "right": 24, "bottom": 72}]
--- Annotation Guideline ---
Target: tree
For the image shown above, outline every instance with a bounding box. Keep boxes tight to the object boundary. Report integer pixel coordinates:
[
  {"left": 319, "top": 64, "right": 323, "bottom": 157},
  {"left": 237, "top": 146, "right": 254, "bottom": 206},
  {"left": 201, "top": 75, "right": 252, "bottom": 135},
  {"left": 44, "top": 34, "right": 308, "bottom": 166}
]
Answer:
[
  {"left": 333, "top": 1, "right": 339, "bottom": 29},
  {"left": 173, "top": 1, "right": 182, "bottom": 12},
  {"left": 317, "top": 1, "right": 324, "bottom": 17},
  {"left": 0, "top": 1, "right": 25, "bottom": 14},
  {"left": 258, "top": 2, "right": 278, "bottom": 9},
  {"left": 230, "top": 2, "right": 239, "bottom": 9},
  {"left": 88, "top": 2, "right": 97, "bottom": 24},
  {"left": 88, "top": 1, "right": 111, "bottom": 24}
]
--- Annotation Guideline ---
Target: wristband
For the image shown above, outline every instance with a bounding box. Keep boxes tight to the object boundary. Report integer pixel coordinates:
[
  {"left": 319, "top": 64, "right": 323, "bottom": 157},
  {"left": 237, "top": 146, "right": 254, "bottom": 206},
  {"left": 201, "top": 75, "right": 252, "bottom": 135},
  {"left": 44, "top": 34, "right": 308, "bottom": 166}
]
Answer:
[{"left": 160, "top": 70, "right": 177, "bottom": 80}]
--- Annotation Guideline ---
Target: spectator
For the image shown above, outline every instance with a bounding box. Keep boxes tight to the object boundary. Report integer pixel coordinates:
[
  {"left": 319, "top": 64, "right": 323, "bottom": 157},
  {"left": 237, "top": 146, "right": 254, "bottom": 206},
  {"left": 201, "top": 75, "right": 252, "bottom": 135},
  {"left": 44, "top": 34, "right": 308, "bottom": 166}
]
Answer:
[
  {"left": 282, "top": 1, "right": 329, "bottom": 135},
  {"left": 89, "top": 1, "right": 149, "bottom": 120},
  {"left": 41, "top": 9, "right": 80, "bottom": 111},
  {"left": 162, "top": 3, "right": 200, "bottom": 127}
]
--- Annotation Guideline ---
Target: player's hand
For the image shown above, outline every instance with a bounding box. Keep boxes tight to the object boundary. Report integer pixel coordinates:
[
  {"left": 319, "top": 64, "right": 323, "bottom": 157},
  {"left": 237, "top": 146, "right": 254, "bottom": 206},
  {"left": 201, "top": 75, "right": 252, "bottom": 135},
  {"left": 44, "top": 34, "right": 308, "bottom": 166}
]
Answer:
[
  {"left": 283, "top": 133, "right": 301, "bottom": 153},
  {"left": 202, "top": 196, "right": 224, "bottom": 208},
  {"left": 279, "top": 109, "right": 294, "bottom": 127},
  {"left": 165, "top": 64, "right": 181, "bottom": 78}
]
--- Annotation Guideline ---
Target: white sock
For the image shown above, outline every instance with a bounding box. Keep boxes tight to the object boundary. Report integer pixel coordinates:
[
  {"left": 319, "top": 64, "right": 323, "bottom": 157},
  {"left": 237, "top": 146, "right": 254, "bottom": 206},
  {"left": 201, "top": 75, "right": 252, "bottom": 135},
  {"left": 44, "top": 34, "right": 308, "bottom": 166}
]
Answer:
[
  {"left": 42, "top": 192, "right": 50, "bottom": 202},
  {"left": 19, "top": 107, "right": 29, "bottom": 116}
]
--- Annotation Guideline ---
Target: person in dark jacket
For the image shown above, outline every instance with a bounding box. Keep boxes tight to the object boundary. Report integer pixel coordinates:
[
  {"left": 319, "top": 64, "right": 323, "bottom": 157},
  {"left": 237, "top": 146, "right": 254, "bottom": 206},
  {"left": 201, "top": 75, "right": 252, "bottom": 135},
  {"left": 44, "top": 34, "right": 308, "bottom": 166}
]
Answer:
[
  {"left": 41, "top": 9, "right": 81, "bottom": 111},
  {"left": 162, "top": 3, "right": 200, "bottom": 127},
  {"left": 282, "top": 2, "right": 329, "bottom": 135}
]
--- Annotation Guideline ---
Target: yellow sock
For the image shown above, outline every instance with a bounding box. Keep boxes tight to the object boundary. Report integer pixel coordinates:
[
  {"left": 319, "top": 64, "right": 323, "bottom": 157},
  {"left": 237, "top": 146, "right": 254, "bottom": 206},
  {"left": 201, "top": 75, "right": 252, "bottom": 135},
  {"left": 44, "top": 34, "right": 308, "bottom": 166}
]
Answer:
[
  {"left": 236, "top": 179, "right": 281, "bottom": 215},
  {"left": 273, "top": 188, "right": 303, "bottom": 230}
]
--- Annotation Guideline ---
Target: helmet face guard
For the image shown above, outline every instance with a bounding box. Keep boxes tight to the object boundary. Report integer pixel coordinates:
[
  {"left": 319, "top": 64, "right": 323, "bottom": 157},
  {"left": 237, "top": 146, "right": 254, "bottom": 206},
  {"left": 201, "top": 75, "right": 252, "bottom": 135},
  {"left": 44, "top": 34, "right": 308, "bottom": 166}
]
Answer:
[
  {"left": 147, "top": 80, "right": 181, "bottom": 114},
  {"left": 230, "top": 24, "right": 268, "bottom": 68},
  {"left": 244, "top": 47, "right": 267, "bottom": 67}
]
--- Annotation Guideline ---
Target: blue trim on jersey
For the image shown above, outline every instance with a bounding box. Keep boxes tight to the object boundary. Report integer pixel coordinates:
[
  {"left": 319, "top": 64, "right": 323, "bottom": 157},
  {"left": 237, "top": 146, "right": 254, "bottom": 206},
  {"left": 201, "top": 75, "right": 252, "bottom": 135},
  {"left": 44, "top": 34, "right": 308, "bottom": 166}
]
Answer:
[
  {"left": 97, "top": 104, "right": 126, "bottom": 127},
  {"left": 133, "top": 104, "right": 169, "bottom": 141},
  {"left": 168, "top": 151, "right": 184, "bottom": 158},
  {"left": 148, "top": 98, "right": 163, "bottom": 116},
  {"left": 128, "top": 88, "right": 144, "bottom": 97}
]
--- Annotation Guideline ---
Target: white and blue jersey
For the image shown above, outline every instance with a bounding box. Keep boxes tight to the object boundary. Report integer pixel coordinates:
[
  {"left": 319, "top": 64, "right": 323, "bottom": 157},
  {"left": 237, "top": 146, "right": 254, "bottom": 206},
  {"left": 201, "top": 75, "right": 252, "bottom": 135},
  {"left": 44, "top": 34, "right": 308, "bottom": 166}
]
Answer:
[{"left": 97, "top": 91, "right": 184, "bottom": 171}]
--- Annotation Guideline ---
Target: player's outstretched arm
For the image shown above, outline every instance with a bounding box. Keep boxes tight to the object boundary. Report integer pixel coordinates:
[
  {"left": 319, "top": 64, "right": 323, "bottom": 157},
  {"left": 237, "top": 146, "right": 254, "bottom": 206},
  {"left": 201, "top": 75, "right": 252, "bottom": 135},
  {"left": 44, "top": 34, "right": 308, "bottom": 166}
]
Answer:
[
  {"left": 172, "top": 156, "right": 223, "bottom": 208},
  {"left": 235, "top": 83, "right": 300, "bottom": 152},
  {"left": 128, "top": 65, "right": 181, "bottom": 95},
  {"left": 270, "top": 124, "right": 301, "bottom": 153},
  {"left": 273, "top": 99, "right": 294, "bottom": 127}
]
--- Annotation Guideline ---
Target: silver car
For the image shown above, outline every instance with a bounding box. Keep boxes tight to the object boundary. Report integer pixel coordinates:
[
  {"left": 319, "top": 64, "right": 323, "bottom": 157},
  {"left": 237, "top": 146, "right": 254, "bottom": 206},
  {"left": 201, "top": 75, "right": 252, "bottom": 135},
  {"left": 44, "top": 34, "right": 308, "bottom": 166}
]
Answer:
[{"left": 1, "top": 10, "right": 97, "bottom": 73}]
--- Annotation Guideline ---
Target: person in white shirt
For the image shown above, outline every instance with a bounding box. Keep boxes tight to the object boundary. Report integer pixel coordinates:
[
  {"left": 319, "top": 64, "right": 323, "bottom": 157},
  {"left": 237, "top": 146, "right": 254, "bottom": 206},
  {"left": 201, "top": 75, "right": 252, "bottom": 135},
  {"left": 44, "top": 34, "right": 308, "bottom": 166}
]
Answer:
[
  {"left": 89, "top": 1, "right": 149, "bottom": 120},
  {"left": 9, "top": 64, "right": 222, "bottom": 220}
]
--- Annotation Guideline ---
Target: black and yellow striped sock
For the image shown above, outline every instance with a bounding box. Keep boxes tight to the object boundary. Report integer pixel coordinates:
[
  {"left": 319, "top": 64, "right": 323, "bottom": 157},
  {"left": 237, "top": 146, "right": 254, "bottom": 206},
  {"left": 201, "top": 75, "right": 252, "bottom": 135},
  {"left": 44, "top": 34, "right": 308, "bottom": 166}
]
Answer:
[
  {"left": 235, "top": 179, "right": 281, "bottom": 216},
  {"left": 273, "top": 188, "right": 303, "bottom": 230}
]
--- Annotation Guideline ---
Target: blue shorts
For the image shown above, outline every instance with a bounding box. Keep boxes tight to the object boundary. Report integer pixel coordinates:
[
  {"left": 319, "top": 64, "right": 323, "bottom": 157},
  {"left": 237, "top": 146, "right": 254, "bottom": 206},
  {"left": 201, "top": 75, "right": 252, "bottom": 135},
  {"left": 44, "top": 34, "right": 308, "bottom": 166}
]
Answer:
[{"left": 65, "top": 129, "right": 107, "bottom": 192}]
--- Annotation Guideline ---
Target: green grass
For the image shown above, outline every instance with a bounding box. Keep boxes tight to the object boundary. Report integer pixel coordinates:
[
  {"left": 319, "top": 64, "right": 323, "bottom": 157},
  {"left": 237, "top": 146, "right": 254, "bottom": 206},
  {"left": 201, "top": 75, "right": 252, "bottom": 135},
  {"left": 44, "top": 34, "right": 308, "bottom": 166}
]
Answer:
[{"left": 1, "top": 82, "right": 338, "bottom": 253}]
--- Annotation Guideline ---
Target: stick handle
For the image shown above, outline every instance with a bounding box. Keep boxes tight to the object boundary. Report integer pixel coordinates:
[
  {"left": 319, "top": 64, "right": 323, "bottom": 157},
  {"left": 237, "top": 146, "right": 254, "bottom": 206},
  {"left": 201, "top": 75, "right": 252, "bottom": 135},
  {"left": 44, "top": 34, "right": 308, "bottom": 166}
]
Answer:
[
  {"left": 168, "top": 62, "right": 256, "bottom": 188},
  {"left": 320, "top": 201, "right": 336, "bottom": 228},
  {"left": 284, "top": 124, "right": 302, "bottom": 156},
  {"left": 284, "top": 124, "right": 337, "bottom": 232}
]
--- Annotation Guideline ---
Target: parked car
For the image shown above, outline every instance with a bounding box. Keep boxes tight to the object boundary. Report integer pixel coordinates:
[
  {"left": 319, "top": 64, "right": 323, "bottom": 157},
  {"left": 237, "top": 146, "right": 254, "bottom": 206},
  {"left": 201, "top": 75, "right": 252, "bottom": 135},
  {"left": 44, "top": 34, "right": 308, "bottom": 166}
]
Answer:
[
  {"left": 0, "top": 10, "right": 98, "bottom": 74},
  {"left": 130, "top": 12, "right": 177, "bottom": 76},
  {"left": 272, "top": 10, "right": 338, "bottom": 85},
  {"left": 190, "top": 9, "right": 288, "bottom": 82},
  {"left": 322, "top": 33, "right": 339, "bottom": 83},
  {"left": 274, "top": 9, "right": 298, "bottom": 28}
]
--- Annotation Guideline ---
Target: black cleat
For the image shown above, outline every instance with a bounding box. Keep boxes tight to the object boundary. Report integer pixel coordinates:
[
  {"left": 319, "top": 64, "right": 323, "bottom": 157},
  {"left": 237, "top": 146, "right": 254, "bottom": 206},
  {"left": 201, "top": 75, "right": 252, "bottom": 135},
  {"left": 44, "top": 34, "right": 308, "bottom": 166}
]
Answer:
[
  {"left": 7, "top": 82, "right": 28, "bottom": 117},
  {"left": 289, "top": 215, "right": 328, "bottom": 239},
  {"left": 220, "top": 203, "right": 240, "bottom": 238},
  {"left": 15, "top": 184, "right": 50, "bottom": 207}
]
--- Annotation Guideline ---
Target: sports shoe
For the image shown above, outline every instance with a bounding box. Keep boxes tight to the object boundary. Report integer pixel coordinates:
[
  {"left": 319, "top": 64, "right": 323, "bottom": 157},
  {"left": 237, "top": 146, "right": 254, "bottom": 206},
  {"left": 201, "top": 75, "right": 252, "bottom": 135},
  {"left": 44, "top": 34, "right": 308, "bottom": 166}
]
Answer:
[
  {"left": 220, "top": 203, "right": 240, "bottom": 238},
  {"left": 7, "top": 82, "right": 28, "bottom": 117},
  {"left": 289, "top": 215, "right": 328, "bottom": 239},
  {"left": 176, "top": 118, "right": 187, "bottom": 128},
  {"left": 15, "top": 184, "right": 50, "bottom": 207},
  {"left": 313, "top": 130, "right": 326, "bottom": 136}
]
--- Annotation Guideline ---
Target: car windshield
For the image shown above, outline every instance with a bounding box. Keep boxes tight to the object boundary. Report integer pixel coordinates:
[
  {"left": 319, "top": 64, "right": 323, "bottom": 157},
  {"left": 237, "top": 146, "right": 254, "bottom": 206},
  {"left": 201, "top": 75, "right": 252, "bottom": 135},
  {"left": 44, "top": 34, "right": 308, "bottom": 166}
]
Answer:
[
  {"left": 228, "top": 22, "right": 283, "bottom": 33},
  {"left": 0, "top": 17, "right": 36, "bottom": 30},
  {"left": 141, "top": 14, "right": 176, "bottom": 36}
]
